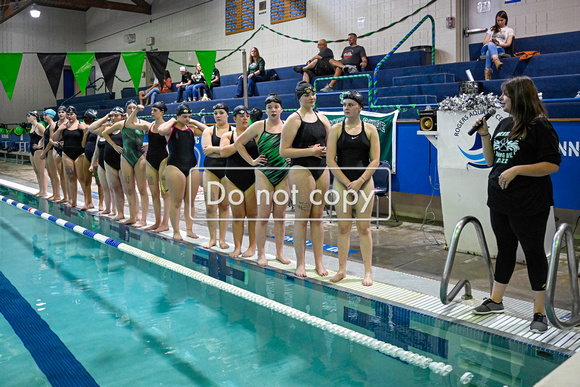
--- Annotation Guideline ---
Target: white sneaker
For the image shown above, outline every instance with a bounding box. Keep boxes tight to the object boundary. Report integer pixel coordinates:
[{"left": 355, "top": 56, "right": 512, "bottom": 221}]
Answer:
[
  {"left": 343, "top": 65, "right": 359, "bottom": 74},
  {"left": 320, "top": 84, "right": 333, "bottom": 93}
]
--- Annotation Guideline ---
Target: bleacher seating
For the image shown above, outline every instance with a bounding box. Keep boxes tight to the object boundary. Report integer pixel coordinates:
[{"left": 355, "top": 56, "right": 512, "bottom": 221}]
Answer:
[{"left": 46, "top": 31, "right": 580, "bottom": 122}]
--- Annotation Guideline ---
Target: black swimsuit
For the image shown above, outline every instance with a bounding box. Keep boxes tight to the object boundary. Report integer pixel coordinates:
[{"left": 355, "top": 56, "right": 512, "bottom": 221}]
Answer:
[
  {"left": 29, "top": 127, "right": 42, "bottom": 156},
  {"left": 84, "top": 132, "right": 97, "bottom": 161},
  {"left": 167, "top": 124, "right": 197, "bottom": 177},
  {"left": 203, "top": 125, "right": 231, "bottom": 180},
  {"left": 146, "top": 123, "right": 169, "bottom": 171},
  {"left": 336, "top": 120, "right": 371, "bottom": 182},
  {"left": 62, "top": 127, "right": 85, "bottom": 160},
  {"left": 42, "top": 124, "right": 52, "bottom": 152},
  {"left": 225, "top": 132, "right": 259, "bottom": 192},
  {"left": 104, "top": 131, "right": 123, "bottom": 170},
  {"left": 53, "top": 122, "right": 65, "bottom": 156},
  {"left": 97, "top": 137, "right": 106, "bottom": 169},
  {"left": 291, "top": 112, "right": 327, "bottom": 181}
]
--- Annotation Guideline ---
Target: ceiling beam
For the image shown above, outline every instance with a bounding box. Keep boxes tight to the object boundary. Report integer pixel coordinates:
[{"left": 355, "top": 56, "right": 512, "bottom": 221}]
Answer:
[
  {"left": 36, "top": 0, "right": 151, "bottom": 14},
  {"left": 1, "top": 0, "right": 34, "bottom": 25}
]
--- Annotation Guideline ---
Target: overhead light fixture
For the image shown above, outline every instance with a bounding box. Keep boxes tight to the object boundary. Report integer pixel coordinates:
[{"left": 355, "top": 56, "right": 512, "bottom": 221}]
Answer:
[{"left": 30, "top": 4, "right": 41, "bottom": 18}]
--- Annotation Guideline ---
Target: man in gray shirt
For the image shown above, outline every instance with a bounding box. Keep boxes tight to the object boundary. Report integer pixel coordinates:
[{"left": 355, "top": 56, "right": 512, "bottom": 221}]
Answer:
[
  {"left": 320, "top": 33, "right": 368, "bottom": 92},
  {"left": 293, "top": 39, "right": 335, "bottom": 83}
]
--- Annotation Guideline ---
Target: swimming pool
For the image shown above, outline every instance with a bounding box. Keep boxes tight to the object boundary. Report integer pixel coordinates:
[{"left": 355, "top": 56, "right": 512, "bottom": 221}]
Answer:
[{"left": 0, "top": 186, "right": 571, "bottom": 386}]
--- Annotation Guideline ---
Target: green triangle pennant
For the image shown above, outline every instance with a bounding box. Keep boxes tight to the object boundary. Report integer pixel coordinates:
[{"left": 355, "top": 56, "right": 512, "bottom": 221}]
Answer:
[
  {"left": 196, "top": 50, "right": 216, "bottom": 89},
  {"left": 122, "top": 52, "right": 146, "bottom": 95},
  {"left": 0, "top": 53, "right": 23, "bottom": 101},
  {"left": 67, "top": 52, "right": 95, "bottom": 96}
]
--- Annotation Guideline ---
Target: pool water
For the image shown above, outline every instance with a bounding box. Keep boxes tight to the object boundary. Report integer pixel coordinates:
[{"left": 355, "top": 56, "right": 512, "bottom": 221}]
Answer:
[{"left": 0, "top": 189, "right": 571, "bottom": 386}]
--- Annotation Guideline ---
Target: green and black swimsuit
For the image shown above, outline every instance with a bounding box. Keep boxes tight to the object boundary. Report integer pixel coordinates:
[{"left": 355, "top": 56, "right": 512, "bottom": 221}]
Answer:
[
  {"left": 257, "top": 120, "right": 289, "bottom": 186},
  {"left": 122, "top": 120, "right": 144, "bottom": 167}
]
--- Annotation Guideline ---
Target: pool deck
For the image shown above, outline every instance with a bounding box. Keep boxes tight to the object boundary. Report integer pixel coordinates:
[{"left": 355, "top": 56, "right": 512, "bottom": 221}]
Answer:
[{"left": 2, "top": 160, "right": 580, "bottom": 358}]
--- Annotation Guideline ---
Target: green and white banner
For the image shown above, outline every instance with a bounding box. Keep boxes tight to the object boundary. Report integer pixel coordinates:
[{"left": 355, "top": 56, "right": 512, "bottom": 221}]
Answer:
[{"left": 320, "top": 110, "right": 398, "bottom": 173}]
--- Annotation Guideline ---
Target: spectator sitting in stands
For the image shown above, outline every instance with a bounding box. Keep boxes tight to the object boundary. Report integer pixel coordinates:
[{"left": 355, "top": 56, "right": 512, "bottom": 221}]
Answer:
[
  {"left": 235, "top": 47, "right": 265, "bottom": 98},
  {"left": 293, "top": 39, "right": 335, "bottom": 83},
  {"left": 320, "top": 33, "right": 368, "bottom": 93},
  {"left": 174, "top": 66, "right": 192, "bottom": 103},
  {"left": 482, "top": 10, "right": 514, "bottom": 81},
  {"left": 139, "top": 70, "right": 172, "bottom": 105},
  {"left": 202, "top": 66, "right": 220, "bottom": 101},
  {"left": 185, "top": 63, "right": 206, "bottom": 102}
]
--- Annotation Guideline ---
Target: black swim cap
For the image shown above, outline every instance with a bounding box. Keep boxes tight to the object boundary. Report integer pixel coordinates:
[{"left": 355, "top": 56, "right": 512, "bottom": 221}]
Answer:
[
  {"left": 264, "top": 93, "right": 282, "bottom": 107},
  {"left": 212, "top": 102, "right": 229, "bottom": 113},
  {"left": 66, "top": 106, "right": 77, "bottom": 114},
  {"left": 57, "top": 105, "right": 66, "bottom": 112},
  {"left": 176, "top": 104, "right": 192, "bottom": 116},
  {"left": 249, "top": 107, "right": 263, "bottom": 122},
  {"left": 125, "top": 99, "right": 138, "bottom": 110},
  {"left": 84, "top": 108, "right": 98, "bottom": 120},
  {"left": 27, "top": 110, "right": 39, "bottom": 118},
  {"left": 295, "top": 81, "right": 315, "bottom": 99},
  {"left": 341, "top": 90, "right": 365, "bottom": 108},
  {"left": 152, "top": 101, "right": 167, "bottom": 113},
  {"left": 232, "top": 105, "right": 249, "bottom": 116},
  {"left": 110, "top": 106, "right": 125, "bottom": 115}
]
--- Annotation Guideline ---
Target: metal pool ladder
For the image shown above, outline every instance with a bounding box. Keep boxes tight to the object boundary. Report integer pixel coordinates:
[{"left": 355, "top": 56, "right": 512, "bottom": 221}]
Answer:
[
  {"left": 440, "top": 216, "right": 495, "bottom": 305},
  {"left": 545, "top": 223, "right": 580, "bottom": 329}
]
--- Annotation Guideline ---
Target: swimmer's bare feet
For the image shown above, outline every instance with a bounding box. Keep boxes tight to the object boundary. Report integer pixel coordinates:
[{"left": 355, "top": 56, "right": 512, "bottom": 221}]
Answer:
[
  {"left": 315, "top": 265, "right": 328, "bottom": 277},
  {"left": 122, "top": 217, "right": 136, "bottom": 225},
  {"left": 153, "top": 224, "right": 170, "bottom": 233},
  {"left": 219, "top": 241, "right": 230, "bottom": 250},
  {"left": 276, "top": 254, "right": 291, "bottom": 265},
  {"left": 173, "top": 232, "right": 183, "bottom": 241},
  {"left": 257, "top": 253, "right": 268, "bottom": 267},
  {"left": 186, "top": 231, "right": 199, "bottom": 239},
  {"left": 132, "top": 220, "right": 147, "bottom": 228},
  {"left": 242, "top": 246, "right": 256, "bottom": 258},
  {"left": 98, "top": 204, "right": 104, "bottom": 212},
  {"left": 56, "top": 198, "right": 68, "bottom": 204},
  {"left": 229, "top": 247, "right": 242, "bottom": 258},
  {"left": 295, "top": 265, "right": 307, "bottom": 277},
  {"left": 112, "top": 215, "right": 125, "bottom": 222},
  {"left": 203, "top": 238, "right": 216, "bottom": 249},
  {"left": 362, "top": 273, "right": 373, "bottom": 286},
  {"left": 330, "top": 271, "right": 346, "bottom": 283},
  {"left": 144, "top": 223, "right": 160, "bottom": 231}
]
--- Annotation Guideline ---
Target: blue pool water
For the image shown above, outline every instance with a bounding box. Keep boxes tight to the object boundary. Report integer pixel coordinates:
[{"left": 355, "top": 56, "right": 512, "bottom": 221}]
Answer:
[{"left": 0, "top": 189, "right": 571, "bottom": 386}]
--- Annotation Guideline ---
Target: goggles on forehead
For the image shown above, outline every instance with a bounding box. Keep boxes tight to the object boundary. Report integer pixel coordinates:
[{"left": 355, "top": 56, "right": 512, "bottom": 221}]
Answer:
[
  {"left": 213, "top": 103, "right": 228, "bottom": 111},
  {"left": 265, "top": 94, "right": 282, "bottom": 105},
  {"left": 234, "top": 110, "right": 249, "bottom": 116},
  {"left": 301, "top": 87, "right": 315, "bottom": 95},
  {"left": 340, "top": 90, "right": 364, "bottom": 107}
]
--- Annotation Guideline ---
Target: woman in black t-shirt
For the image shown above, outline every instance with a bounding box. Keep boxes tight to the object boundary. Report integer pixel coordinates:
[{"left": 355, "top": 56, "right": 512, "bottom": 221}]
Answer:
[{"left": 472, "top": 76, "right": 561, "bottom": 334}]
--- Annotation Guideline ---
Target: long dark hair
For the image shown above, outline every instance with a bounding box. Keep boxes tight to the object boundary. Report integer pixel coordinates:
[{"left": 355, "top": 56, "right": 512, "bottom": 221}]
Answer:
[
  {"left": 491, "top": 10, "right": 508, "bottom": 34},
  {"left": 249, "top": 47, "right": 261, "bottom": 64},
  {"left": 164, "top": 70, "right": 171, "bottom": 80},
  {"left": 501, "top": 76, "right": 547, "bottom": 140}
]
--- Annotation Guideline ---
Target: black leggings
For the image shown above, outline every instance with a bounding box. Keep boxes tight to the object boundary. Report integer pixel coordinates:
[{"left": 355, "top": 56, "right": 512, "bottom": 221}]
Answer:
[{"left": 490, "top": 208, "right": 550, "bottom": 291}]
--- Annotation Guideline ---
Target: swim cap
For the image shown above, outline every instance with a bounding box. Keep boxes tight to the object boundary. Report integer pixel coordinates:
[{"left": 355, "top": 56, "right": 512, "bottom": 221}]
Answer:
[
  {"left": 176, "top": 104, "right": 192, "bottom": 116},
  {"left": 57, "top": 105, "right": 66, "bottom": 112},
  {"left": 27, "top": 110, "right": 39, "bottom": 118},
  {"left": 125, "top": 99, "right": 138, "bottom": 110},
  {"left": 66, "top": 106, "right": 77, "bottom": 114},
  {"left": 341, "top": 90, "right": 365, "bottom": 107},
  {"left": 249, "top": 107, "right": 263, "bottom": 122},
  {"left": 110, "top": 106, "right": 125, "bottom": 115},
  {"left": 295, "top": 81, "right": 315, "bottom": 99},
  {"left": 43, "top": 109, "right": 56, "bottom": 119},
  {"left": 152, "top": 101, "right": 167, "bottom": 113},
  {"left": 212, "top": 102, "right": 229, "bottom": 113},
  {"left": 232, "top": 105, "right": 249, "bottom": 116},
  {"left": 84, "top": 108, "right": 98, "bottom": 120},
  {"left": 264, "top": 93, "right": 282, "bottom": 107}
]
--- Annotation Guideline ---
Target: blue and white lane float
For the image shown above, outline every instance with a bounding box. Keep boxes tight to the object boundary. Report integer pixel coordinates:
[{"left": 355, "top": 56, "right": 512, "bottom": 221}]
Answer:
[{"left": 0, "top": 195, "right": 465, "bottom": 380}]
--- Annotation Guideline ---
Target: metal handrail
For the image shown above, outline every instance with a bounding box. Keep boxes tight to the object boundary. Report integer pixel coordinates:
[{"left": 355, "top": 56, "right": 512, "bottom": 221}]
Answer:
[
  {"left": 545, "top": 223, "right": 580, "bottom": 329},
  {"left": 440, "top": 216, "right": 495, "bottom": 305}
]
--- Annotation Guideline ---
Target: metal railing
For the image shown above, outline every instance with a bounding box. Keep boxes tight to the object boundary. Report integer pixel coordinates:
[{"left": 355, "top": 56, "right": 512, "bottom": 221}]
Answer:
[
  {"left": 545, "top": 223, "right": 580, "bottom": 329},
  {"left": 440, "top": 216, "right": 495, "bottom": 305}
]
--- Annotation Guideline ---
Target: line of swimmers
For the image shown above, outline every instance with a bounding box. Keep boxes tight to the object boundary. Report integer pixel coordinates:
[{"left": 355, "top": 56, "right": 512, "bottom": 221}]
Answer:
[{"left": 25, "top": 81, "right": 381, "bottom": 286}]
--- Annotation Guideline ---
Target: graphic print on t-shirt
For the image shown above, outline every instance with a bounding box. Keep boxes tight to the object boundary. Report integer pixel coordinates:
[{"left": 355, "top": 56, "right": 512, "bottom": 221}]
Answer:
[{"left": 493, "top": 132, "right": 520, "bottom": 165}]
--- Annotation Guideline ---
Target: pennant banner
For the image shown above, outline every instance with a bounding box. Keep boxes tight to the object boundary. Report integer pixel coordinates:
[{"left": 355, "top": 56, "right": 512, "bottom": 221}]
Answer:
[
  {"left": 196, "top": 50, "right": 217, "bottom": 89},
  {"left": 67, "top": 52, "right": 95, "bottom": 96},
  {"left": 37, "top": 53, "right": 66, "bottom": 98},
  {"left": 145, "top": 51, "right": 169, "bottom": 86},
  {"left": 95, "top": 53, "right": 121, "bottom": 94},
  {"left": 0, "top": 53, "right": 23, "bottom": 101},
  {"left": 122, "top": 51, "right": 146, "bottom": 95}
]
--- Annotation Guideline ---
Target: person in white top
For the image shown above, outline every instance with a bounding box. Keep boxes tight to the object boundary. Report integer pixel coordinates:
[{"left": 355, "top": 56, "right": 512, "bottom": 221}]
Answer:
[{"left": 481, "top": 10, "right": 514, "bottom": 80}]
